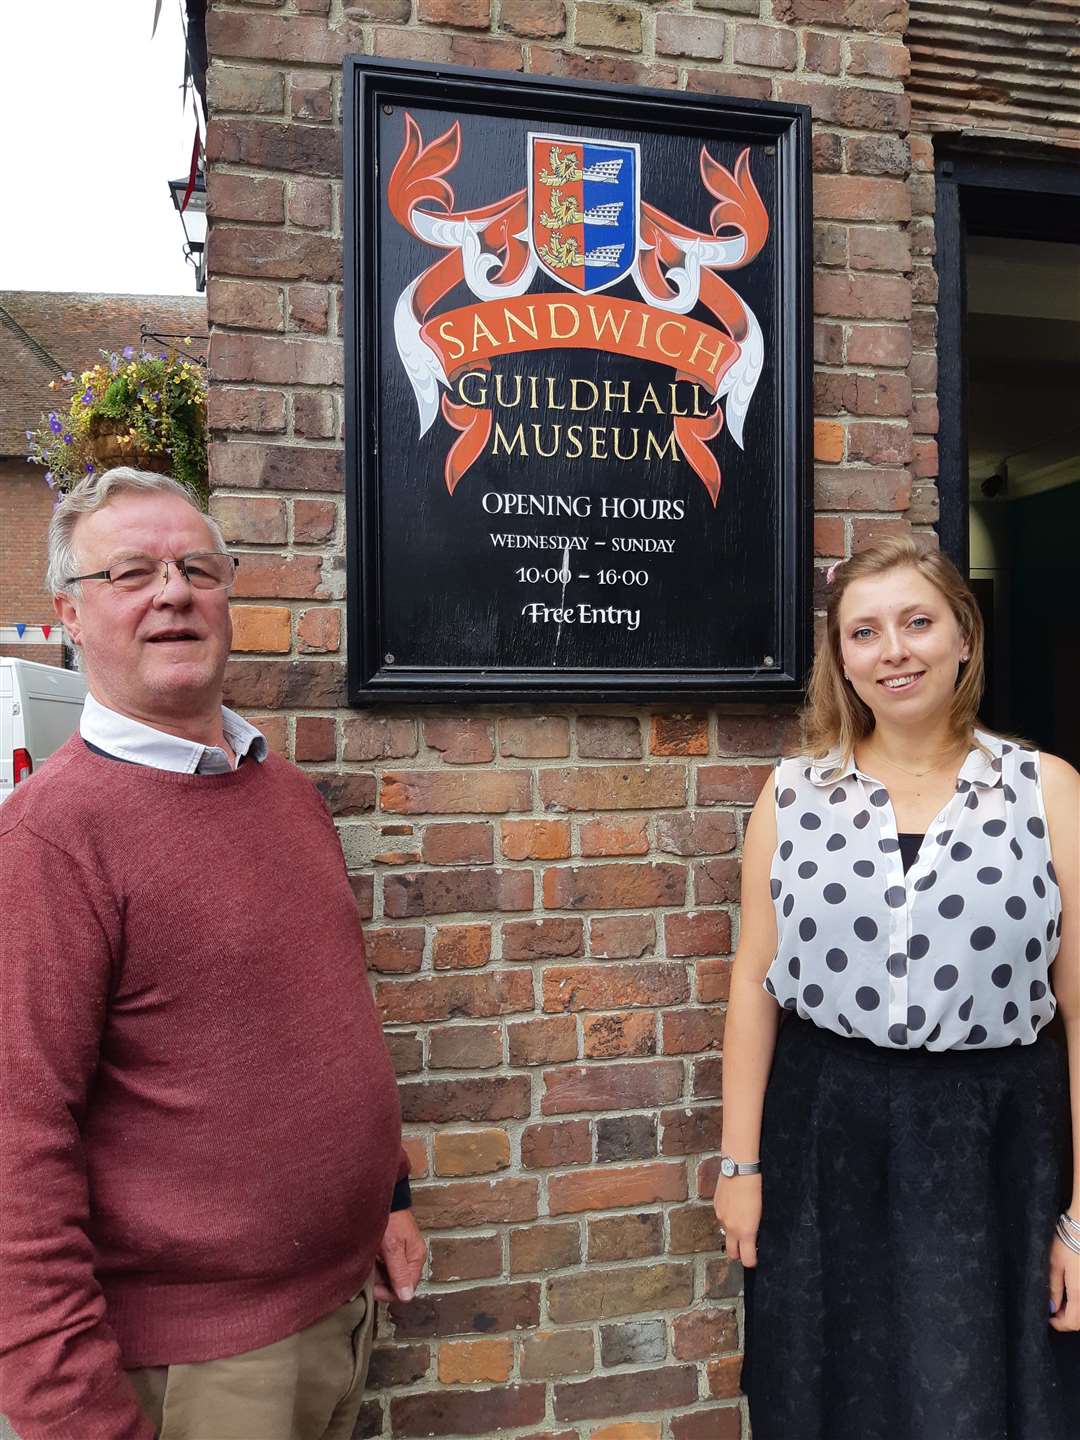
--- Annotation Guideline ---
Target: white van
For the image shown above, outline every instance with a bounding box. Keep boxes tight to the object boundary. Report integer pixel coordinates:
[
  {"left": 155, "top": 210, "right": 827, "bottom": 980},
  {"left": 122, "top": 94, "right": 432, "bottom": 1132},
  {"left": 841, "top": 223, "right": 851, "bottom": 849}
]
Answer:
[{"left": 0, "top": 658, "right": 87, "bottom": 803}]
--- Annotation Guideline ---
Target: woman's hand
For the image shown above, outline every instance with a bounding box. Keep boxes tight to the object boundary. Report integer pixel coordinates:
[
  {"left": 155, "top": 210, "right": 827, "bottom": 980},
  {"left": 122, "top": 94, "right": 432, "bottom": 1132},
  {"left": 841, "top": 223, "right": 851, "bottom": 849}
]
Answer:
[
  {"left": 1049, "top": 1233, "right": 1080, "bottom": 1331},
  {"left": 713, "top": 1173, "right": 763, "bottom": 1268}
]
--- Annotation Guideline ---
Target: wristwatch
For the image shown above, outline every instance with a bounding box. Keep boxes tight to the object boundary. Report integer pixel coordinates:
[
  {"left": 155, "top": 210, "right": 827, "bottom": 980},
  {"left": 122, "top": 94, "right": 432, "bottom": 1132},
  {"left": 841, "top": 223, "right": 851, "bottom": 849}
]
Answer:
[{"left": 719, "top": 1155, "right": 761, "bottom": 1178}]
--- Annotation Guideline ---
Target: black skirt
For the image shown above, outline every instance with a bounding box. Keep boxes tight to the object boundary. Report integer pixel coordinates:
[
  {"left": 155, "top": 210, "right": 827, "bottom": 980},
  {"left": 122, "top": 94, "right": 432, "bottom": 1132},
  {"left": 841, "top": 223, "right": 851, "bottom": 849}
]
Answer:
[{"left": 742, "top": 1015, "right": 1080, "bottom": 1440}]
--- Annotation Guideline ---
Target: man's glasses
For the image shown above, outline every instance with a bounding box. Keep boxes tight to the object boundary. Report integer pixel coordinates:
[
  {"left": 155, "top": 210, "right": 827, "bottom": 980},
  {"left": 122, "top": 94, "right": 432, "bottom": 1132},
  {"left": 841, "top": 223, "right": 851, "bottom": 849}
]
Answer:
[{"left": 64, "top": 553, "right": 240, "bottom": 593}]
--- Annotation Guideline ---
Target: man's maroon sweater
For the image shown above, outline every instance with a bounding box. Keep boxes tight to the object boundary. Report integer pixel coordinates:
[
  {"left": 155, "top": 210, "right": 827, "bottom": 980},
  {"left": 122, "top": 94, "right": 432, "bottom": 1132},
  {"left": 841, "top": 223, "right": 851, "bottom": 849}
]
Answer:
[{"left": 0, "top": 738, "right": 404, "bottom": 1440}]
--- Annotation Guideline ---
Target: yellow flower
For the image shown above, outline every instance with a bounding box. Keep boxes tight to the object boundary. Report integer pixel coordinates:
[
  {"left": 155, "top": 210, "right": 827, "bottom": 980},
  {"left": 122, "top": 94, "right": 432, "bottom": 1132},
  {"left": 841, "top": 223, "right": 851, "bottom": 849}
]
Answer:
[{"left": 182, "top": 336, "right": 192, "bottom": 346}]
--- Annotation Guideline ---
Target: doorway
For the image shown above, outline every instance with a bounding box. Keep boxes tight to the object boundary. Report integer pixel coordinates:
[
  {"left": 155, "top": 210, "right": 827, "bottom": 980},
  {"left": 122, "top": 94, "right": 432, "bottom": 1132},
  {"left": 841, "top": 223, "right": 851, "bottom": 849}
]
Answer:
[{"left": 935, "top": 150, "right": 1080, "bottom": 766}]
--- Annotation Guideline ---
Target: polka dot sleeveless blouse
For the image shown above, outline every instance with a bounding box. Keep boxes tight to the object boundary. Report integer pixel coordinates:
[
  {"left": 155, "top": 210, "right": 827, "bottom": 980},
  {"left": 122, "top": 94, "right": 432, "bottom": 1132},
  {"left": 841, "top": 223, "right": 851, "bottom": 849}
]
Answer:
[{"left": 765, "top": 731, "right": 1062, "bottom": 1050}]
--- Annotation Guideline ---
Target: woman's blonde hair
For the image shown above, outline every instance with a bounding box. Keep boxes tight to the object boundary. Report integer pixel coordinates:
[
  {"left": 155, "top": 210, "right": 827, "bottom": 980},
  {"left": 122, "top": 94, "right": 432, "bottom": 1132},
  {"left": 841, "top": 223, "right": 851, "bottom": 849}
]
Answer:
[{"left": 803, "top": 536, "right": 985, "bottom": 761}]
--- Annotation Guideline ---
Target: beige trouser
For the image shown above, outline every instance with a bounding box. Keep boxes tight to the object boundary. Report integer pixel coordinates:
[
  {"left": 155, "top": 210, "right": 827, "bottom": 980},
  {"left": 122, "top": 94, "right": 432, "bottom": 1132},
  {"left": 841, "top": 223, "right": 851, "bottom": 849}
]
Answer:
[{"left": 126, "top": 1280, "right": 375, "bottom": 1440}]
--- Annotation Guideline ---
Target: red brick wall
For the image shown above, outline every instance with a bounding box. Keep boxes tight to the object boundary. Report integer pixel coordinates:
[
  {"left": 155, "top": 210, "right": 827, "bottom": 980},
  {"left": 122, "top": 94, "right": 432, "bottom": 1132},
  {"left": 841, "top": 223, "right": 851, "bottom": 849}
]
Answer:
[
  {"left": 0, "top": 460, "right": 62, "bottom": 667},
  {"left": 204, "top": 2, "right": 925, "bottom": 1435}
]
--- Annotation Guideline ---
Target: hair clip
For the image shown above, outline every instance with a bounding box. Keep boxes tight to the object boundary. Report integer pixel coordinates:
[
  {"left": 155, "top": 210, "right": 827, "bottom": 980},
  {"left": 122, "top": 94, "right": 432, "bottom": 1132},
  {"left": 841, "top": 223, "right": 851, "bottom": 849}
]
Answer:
[{"left": 825, "top": 561, "right": 841, "bottom": 585}]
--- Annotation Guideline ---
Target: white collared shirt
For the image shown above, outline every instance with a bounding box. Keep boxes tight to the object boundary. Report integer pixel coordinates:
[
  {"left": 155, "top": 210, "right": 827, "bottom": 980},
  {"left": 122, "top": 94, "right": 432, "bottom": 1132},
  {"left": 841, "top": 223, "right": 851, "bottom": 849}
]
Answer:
[
  {"left": 80, "top": 694, "right": 268, "bottom": 775},
  {"left": 764, "top": 729, "right": 1062, "bottom": 1050}
]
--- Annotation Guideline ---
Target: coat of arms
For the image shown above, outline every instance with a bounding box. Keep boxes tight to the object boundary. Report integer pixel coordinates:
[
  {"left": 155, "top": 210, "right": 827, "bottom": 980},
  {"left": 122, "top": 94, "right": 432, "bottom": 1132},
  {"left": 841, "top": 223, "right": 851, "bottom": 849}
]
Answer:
[
  {"left": 387, "top": 116, "right": 769, "bottom": 504},
  {"left": 527, "top": 136, "right": 638, "bottom": 294}
]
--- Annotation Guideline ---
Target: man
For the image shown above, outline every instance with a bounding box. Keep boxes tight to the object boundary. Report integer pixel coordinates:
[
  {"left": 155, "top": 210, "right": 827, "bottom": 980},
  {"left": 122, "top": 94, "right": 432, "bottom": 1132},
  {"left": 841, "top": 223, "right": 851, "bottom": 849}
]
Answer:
[{"left": 0, "top": 468, "right": 425, "bottom": 1440}]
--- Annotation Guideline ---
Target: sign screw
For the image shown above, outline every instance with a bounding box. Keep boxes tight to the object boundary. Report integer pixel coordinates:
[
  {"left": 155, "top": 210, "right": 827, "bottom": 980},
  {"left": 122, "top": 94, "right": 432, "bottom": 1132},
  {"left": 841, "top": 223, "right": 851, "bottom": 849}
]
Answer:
[
  {"left": 382, "top": 104, "right": 393, "bottom": 115},
  {"left": 764, "top": 655, "right": 775, "bottom": 666},
  {"left": 384, "top": 653, "right": 396, "bottom": 664}
]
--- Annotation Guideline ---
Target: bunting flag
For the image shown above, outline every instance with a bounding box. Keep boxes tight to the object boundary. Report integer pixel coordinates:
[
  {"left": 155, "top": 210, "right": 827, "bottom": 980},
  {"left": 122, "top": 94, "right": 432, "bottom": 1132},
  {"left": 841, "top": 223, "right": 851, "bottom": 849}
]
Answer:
[
  {"left": 4, "top": 624, "right": 63, "bottom": 643},
  {"left": 387, "top": 115, "right": 769, "bottom": 504},
  {"left": 182, "top": 126, "right": 202, "bottom": 213}
]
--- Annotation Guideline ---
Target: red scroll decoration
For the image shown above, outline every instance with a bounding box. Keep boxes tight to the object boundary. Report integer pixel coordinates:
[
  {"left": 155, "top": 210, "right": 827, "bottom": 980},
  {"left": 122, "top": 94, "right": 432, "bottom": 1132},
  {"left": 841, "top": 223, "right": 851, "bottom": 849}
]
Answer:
[
  {"left": 388, "top": 114, "right": 770, "bottom": 503},
  {"left": 420, "top": 297, "right": 738, "bottom": 392},
  {"left": 673, "top": 405, "right": 727, "bottom": 507},
  {"left": 441, "top": 381, "right": 493, "bottom": 496},
  {"left": 388, "top": 115, "right": 530, "bottom": 303}
]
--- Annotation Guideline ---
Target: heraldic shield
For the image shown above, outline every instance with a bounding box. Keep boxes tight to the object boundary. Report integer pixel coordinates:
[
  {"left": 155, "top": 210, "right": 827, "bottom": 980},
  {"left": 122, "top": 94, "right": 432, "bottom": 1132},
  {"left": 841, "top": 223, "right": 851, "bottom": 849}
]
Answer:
[{"left": 527, "top": 134, "right": 639, "bottom": 295}]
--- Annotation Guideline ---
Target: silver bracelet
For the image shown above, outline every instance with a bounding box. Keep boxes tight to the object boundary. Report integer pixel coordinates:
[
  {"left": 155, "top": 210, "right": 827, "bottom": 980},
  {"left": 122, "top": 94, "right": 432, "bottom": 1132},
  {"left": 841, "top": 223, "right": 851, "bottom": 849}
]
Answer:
[
  {"left": 1056, "top": 1217, "right": 1080, "bottom": 1256},
  {"left": 1061, "top": 1210, "right": 1080, "bottom": 1240}
]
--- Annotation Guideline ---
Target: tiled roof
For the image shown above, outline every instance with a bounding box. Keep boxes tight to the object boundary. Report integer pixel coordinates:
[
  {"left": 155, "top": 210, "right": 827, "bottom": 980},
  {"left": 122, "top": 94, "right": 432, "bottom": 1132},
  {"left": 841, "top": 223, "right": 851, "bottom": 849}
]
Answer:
[
  {"left": 908, "top": 0, "right": 1080, "bottom": 145},
  {"left": 0, "top": 292, "right": 207, "bottom": 458}
]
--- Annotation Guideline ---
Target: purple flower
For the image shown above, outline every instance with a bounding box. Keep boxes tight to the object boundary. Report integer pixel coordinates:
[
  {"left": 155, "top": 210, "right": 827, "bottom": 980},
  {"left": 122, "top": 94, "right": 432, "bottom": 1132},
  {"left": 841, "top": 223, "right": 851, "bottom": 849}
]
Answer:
[
  {"left": 84, "top": 461, "right": 95, "bottom": 474},
  {"left": 160, "top": 353, "right": 167, "bottom": 361},
  {"left": 63, "top": 433, "right": 73, "bottom": 445},
  {"left": 25, "top": 430, "right": 33, "bottom": 440},
  {"left": 49, "top": 413, "right": 62, "bottom": 434},
  {"left": 152, "top": 391, "right": 161, "bottom": 401},
  {"left": 82, "top": 388, "right": 93, "bottom": 405},
  {"left": 44, "top": 471, "right": 54, "bottom": 487},
  {"left": 122, "top": 346, "right": 134, "bottom": 360},
  {"left": 109, "top": 353, "right": 119, "bottom": 373},
  {"left": 61, "top": 371, "right": 73, "bottom": 382}
]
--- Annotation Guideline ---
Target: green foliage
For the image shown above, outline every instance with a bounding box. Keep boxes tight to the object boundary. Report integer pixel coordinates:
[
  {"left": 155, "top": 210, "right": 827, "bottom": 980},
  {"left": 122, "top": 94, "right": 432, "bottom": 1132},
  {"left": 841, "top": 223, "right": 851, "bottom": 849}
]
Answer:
[{"left": 26, "top": 344, "right": 209, "bottom": 507}]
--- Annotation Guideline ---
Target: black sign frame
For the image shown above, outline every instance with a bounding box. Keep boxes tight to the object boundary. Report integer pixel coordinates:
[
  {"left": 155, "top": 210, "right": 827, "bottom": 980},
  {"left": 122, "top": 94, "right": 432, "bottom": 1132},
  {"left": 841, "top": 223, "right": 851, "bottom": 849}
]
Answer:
[{"left": 344, "top": 56, "right": 812, "bottom": 704}]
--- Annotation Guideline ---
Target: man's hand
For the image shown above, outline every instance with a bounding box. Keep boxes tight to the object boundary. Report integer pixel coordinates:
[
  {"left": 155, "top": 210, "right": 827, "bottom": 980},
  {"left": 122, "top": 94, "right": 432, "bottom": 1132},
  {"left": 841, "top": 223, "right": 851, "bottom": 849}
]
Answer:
[{"left": 373, "top": 1208, "right": 426, "bottom": 1303}]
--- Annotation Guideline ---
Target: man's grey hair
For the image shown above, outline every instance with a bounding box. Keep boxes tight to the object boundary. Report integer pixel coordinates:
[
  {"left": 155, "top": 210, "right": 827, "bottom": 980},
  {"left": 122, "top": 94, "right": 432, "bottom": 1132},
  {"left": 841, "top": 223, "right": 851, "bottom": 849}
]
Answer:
[{"left": 46, "top": 468, "right": 226, "bottom": 597}]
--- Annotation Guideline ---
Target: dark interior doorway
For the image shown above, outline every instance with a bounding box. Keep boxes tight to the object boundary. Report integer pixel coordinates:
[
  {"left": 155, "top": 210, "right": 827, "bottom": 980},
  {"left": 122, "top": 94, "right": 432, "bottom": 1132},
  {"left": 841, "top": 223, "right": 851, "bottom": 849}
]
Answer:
[{"left": 935, "top": 150, "right": 1080, "bottom": 766}]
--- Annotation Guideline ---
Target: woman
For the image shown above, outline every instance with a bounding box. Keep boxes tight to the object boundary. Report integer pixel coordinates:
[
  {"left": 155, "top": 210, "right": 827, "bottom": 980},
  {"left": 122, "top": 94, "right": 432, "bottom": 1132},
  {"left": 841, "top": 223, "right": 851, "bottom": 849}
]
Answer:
[{"left": 714, "top": 536, "right": 1079, "bottom": 1440}]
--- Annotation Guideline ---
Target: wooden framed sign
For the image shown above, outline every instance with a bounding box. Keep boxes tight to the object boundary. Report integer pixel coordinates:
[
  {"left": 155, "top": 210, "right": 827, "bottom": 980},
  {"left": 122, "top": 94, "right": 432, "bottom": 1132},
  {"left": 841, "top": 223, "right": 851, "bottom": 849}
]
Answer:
[{"left": 344, "top": 57, "right": 812, "bottom": 703}]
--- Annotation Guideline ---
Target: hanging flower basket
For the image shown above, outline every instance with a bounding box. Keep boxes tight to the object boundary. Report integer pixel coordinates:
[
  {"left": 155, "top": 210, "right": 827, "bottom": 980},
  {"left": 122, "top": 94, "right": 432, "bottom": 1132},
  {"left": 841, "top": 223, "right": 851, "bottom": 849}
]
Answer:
[
  {"left": 26, "top": 345, "right": 209, "bottom": 507},
  {"left": 87, "top": 416, "right": 174, "bottom": 476}
]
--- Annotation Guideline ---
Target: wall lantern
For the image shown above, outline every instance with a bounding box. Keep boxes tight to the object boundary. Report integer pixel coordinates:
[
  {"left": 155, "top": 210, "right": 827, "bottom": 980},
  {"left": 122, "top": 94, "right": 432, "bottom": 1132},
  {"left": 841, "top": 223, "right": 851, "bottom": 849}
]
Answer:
[{"left": 167, "top": 173, "right": 207, "bottom": 292}]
